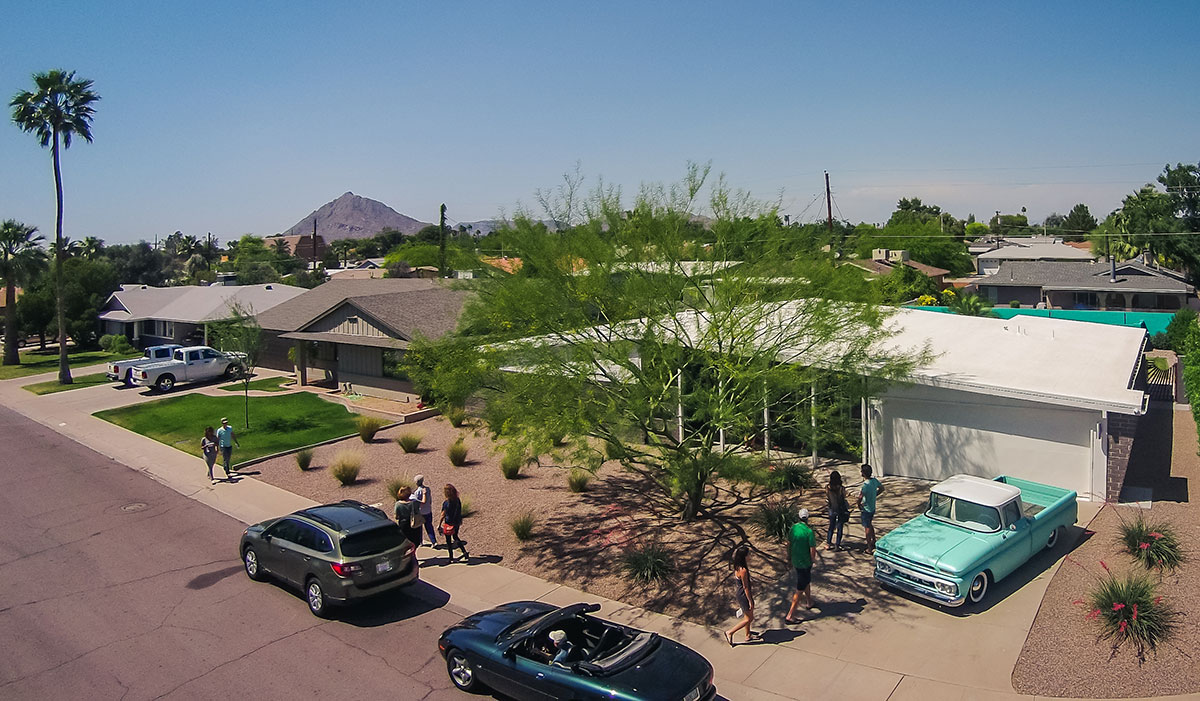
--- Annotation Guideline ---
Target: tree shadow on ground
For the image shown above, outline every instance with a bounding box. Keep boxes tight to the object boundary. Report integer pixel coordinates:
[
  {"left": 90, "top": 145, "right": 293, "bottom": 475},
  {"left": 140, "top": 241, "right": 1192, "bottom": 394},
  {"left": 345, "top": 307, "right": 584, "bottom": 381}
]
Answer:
[
  {"left": 185, "top": 564, "right": 244, "bottom": 590},
  {"left": 525, "top": 462, "right": 933, "bottom": 627}
]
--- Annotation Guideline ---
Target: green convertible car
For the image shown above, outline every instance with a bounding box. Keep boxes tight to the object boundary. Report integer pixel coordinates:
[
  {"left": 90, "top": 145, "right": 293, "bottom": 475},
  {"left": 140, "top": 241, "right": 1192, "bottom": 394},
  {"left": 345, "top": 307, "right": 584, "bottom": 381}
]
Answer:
[{"left": 874, "top": 474, "right": 1078, "bottom": 607}]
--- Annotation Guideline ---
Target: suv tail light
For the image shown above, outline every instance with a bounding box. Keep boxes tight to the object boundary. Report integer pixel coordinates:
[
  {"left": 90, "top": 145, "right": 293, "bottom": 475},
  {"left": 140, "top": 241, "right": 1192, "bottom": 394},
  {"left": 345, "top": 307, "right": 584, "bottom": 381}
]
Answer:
[{"left": 330, "top": 561, "right": 363, "bottom": 578}]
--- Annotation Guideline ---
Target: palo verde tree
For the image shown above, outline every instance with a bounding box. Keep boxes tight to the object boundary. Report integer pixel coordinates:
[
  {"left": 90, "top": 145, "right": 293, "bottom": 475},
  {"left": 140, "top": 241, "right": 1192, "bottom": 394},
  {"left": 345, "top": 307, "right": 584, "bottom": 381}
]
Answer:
[
  {"left": 10, "top": 70, "right": 100, "bottom": 384},
  {"left": 209, "top": 302, "right": 263, "bottom": 429},
  {"left": 406, "top": 165, "right": 927, "bottom": 520}
]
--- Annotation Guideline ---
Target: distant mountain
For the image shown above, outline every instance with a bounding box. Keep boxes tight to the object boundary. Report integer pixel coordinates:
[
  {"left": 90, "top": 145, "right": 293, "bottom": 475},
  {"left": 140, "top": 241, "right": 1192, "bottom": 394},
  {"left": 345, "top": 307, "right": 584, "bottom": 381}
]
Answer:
[{"left": 282, "top": 192, "right": 431, "bottom": 240}]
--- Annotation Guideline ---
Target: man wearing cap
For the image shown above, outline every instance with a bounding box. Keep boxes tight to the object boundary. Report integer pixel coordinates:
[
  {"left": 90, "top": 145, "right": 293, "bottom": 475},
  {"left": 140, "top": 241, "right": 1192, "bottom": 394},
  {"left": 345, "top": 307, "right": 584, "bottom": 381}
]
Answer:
[
  {"left": 785, "top": 507, "right": 820, "bottom": 624},
  {"left": 547, "top": 629, "right": 573, "bottom": 666},
  {"left": 216, "top": 418, "right": 240, "bottom": 477}
]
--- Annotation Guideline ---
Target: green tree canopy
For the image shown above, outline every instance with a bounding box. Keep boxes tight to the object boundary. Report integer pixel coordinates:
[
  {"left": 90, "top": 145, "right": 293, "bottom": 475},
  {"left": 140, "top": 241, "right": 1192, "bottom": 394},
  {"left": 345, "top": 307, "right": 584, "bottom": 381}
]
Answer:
[{"left": 0, "top": 219, "right": 48, "bottom": 365}]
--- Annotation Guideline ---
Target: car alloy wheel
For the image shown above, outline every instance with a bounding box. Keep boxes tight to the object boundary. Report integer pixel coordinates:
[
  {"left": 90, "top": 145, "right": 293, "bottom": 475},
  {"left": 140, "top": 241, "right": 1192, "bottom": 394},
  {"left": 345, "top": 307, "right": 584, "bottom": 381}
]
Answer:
[
  {"left": 243, "top": 547, "right": 264, "bottom": 581},
  {"left": 157, "top": 375, "right": 175, "bottom": 392},
  {"left": 225, "top": 364, "right": 242, "bottom": 379},
  {"left": 447, "top": 650, "right": 477, "bottom": 691},
  {"left": 306, "top": 578, "right": 327, "bottom": 617},
  {"left": 968, "top": 572, "right": 989, "bottom": 605},
  {"left": 1046, "top": 527, "right": 1060, "bottom": 550}
]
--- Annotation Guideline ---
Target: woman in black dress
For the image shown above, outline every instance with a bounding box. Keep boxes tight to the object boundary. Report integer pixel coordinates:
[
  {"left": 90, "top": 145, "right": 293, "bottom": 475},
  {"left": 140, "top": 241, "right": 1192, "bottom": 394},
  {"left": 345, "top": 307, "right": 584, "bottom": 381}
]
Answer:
[{"left": 724, "top": 546, "right": 756, "bottom": 646}]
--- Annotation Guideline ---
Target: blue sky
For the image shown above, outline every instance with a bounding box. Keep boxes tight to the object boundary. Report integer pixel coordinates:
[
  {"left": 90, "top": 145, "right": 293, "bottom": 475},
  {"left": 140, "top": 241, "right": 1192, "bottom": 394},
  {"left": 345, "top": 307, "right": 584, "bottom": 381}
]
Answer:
[{"left": 2, "top": 1, "right": 1198, "bottom": 244}]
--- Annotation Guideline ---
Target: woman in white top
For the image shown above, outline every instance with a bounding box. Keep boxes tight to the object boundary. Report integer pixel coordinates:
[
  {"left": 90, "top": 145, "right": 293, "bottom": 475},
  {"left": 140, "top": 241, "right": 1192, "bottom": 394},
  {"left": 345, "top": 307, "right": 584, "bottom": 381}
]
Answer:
[{"left": 410, "top": 474, "right": 436, "bottom": 546}]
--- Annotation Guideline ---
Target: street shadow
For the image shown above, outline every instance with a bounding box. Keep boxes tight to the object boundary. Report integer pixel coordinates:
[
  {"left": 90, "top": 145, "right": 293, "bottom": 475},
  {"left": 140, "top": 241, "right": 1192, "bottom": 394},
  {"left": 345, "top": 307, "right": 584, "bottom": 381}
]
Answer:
[
  {"left": 805, "top": 597, "right": 867, "bottom": 621},
  {"left": 752, "top": 627, "right": 805, "bottom": 644},
  {"left": 185, "top": 564, "right": 244, "bottom": 590},
  {"left": 335, "top": 580, "right": 452, "bottom": 627}
]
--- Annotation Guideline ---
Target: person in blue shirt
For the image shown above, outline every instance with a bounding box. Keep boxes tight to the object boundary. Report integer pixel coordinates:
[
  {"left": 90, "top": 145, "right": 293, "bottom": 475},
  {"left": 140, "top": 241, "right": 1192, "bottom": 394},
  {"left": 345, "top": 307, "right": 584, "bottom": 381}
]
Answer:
[
  {"left": 548, "top": 630, "right": 573, "bottom": 666},
  {"left": 857, "top": 463, "right": 885, "bottom": 552},
  {"left": 215, "top": 417, "right": 240, "bottom": 477}
]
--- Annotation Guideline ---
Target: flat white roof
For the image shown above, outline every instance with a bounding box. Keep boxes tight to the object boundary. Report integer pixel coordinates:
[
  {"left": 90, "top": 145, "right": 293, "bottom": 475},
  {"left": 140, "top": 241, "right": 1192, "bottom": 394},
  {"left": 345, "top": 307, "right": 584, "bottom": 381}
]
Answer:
[
  {"left": 881, "top": 308, "right": 1146, "bottom": 414},
  {"left": 977, "top": 243, "right": 1094, "bottom": 261},
  {"left": 932, "top": 475, "right": 1021, "bottom": 507}
]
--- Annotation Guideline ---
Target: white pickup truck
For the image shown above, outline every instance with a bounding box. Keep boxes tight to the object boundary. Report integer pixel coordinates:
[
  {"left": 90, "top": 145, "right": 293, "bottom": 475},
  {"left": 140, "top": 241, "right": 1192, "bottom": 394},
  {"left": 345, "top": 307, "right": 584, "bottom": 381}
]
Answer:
[
  {"left": 131, "top": 346, "right": 246, "bottom": 392},
  {"left": 107, "top": 344, "right": 182, "bottom": 384}
]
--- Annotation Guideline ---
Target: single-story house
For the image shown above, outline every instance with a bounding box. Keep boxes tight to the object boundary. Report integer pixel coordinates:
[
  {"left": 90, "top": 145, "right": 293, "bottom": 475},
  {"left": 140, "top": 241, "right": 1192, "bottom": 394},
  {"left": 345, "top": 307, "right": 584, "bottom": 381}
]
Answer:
[
  {"left": 847, "top": 249, "right": 951, "bottom": 289},
  {"left": 262, "top": 233, "right": 326, "bottom": 260},
  {"left": 972, "top": 236, "right": 1095, "bottom": 275},
  {"left": 97, "top": 283, "right": 307, "bottom": 348},
  {"left": 972, "top": 260, "right": 1197, "bottom": 311},
  {"left": 865, "top": 309, "right": 1147, "bottom": 501},
  {"left": 255, "top": 278, "right": 469, "bottom": 399}
]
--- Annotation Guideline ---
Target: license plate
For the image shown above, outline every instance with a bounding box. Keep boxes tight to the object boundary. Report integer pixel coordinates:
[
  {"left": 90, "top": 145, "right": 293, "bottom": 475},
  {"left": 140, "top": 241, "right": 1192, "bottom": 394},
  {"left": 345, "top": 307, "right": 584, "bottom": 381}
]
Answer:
[
  {"left": 683, "top": 686, "right": 701, "bottom": 701},
  {"left": 376, "top": 560, "right": 393, "bottom": 574}
]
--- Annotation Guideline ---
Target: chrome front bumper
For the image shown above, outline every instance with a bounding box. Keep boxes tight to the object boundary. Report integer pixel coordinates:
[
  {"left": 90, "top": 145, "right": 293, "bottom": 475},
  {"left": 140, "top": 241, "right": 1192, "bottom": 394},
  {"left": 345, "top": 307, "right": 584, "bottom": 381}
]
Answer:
[{"left": 874, "top": 559, "right": 966, "bottom": 607}]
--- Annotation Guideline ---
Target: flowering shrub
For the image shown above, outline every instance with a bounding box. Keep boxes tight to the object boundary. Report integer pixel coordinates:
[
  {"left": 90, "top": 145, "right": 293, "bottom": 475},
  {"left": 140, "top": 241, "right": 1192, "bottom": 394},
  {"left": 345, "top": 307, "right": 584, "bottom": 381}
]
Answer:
[
  {"left": 916, "top": 294, "right": 939, "bottom": 306},
  {"left": 1082, "top": 564, "right": 1178, "bottom": 661},
  {"left": 1118, "top": 511, "right": 1185, "bottom": 572}
]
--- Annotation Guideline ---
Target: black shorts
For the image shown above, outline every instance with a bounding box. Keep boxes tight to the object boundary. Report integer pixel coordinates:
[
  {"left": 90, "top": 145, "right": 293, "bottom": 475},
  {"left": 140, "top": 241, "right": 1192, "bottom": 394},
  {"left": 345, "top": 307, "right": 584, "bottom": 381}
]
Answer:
[{"left": 794, "top": 566, "right": 812, "bottom": 590}]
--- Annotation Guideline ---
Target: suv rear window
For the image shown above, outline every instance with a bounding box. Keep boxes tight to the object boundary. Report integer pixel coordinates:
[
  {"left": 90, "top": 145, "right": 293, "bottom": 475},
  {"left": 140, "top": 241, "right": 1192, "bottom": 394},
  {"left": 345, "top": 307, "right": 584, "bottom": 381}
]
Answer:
[{"left": 340, "top": 525, "right": 407, "bottom": 557}]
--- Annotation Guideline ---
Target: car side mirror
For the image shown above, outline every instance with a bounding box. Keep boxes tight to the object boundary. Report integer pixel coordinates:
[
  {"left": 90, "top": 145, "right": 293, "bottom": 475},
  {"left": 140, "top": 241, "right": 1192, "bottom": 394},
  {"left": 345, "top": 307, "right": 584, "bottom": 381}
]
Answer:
[{"left": 263, "top": 533, "right": 273, "bottom": 542}]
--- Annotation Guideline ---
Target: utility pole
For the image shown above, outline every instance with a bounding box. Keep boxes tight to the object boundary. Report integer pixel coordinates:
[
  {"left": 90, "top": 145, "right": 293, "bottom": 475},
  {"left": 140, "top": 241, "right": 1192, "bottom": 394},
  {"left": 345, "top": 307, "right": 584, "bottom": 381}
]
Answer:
[
  {"left": 825, "top": 171, "right": 834, "bottom": 237},
  {"left": 312, "top": 219, "right": 318, "bottom": 270},
  {"left": 438, "top": 203, "right": 448, "bottom": 278}
]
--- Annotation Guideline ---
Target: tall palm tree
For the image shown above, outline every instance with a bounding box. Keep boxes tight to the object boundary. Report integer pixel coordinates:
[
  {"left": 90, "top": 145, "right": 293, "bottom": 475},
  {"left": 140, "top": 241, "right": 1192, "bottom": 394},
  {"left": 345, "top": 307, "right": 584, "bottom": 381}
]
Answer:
[
  {"left": 79, "top": 235, "right": 104, "bottom": 260},
  {"left": 49, "top": 236, "right": 82, "bottom": 260},
  {"left": 176, "top": 234, "right": 201, "bottom": 259},
  {"left": 0, "top": 220, "right": 48, "bottom": 366},
  {"left": 11, "top": 69, "right": 100, "bottom": 384}
]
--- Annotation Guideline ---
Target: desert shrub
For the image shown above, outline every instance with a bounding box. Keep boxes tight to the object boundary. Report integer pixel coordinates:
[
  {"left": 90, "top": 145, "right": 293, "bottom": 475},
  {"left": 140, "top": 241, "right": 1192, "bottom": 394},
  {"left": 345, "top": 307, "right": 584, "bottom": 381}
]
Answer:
[
  {"left": 461, "top": 496, "right": 474, "bottom": 517},
  {"left": 1086, "top": 566, "right": 1179, "bottom": 661},
  {"left": 510, "top": 512, "right": 536, "bottom": 541},
  {"left": 765, "top": 461, "right": 818, "bottom": 491},
  {"left": 356, "top": 415, "right": 387, "bottom": 442},
  {"left": 330, "top": 451, "right": 362, "bottom": 486},
  {"left": 1009, "top": 300, "right": 1021, "bottom": 308},
  {"left": 446, "top": 406, "right": 467, "bottom": 427},
  {"left": 500, "top": 452, "right": 524, "bottom": 479},
  {"left": 568, "top": 468, "right": 592, "bottom": 492},
  {"left": 1118, "top": 512, "right": 1185, "bottom": 571},
  {"left": 447, "top": 438, "right": 469, "bottom": 466},
  {"left": 550, "top": 432, "right": 567, "bottom": 446},
  {"left": 750, "top": 498, "right": 800, "bottom": 542},
  {"left": 385, "top": 475, "right": 415, "bottom": 500},
  {"left": 295, "top": 448, "right": 313, "bottom": 471},
  {"left": 396, "top": 432, "right": 422, "bottom": 453},
  {"left": 604, "top": 439, "right": 624, "bottom": 460},
  {"left": 100, "top": 334, "right": 136, "bottom": 355},
  {"left": 622, "top": 542, "right": 675, "bottom": 583}
]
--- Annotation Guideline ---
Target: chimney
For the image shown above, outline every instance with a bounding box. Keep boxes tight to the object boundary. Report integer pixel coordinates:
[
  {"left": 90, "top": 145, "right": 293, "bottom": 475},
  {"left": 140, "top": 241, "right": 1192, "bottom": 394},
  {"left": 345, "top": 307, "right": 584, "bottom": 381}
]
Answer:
[
  {"left": 1110, "top": 255, "right": 1117, "bottom": 283},
  {"left": 1143, "top": 249, "right": 1152, "bottom": 266}
]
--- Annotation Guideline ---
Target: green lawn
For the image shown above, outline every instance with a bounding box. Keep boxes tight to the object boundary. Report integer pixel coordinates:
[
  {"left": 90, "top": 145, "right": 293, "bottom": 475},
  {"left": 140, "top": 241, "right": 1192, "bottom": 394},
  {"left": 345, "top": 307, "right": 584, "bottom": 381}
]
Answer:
[
  {"left": 94, "top": 393, "right": 362, "bottom": 463},
  {"left": 218, "top": 375, "right": 293, "bottom": 393},
  {"left": 23, "top": 372, "right": 116, "bottom": 395},
  {"left": 0, "top": 349, "right": 139, "bottom": 381}
]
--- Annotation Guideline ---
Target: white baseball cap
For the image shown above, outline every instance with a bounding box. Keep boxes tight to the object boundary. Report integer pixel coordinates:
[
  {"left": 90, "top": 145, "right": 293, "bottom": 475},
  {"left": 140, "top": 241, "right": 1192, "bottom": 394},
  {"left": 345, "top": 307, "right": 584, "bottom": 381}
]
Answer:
[
  {"left": 798, "top": 508, "right": 809, "bottom": 520},
  {"left": 549, "top": 630, "right": 566, "bottom": 644}
]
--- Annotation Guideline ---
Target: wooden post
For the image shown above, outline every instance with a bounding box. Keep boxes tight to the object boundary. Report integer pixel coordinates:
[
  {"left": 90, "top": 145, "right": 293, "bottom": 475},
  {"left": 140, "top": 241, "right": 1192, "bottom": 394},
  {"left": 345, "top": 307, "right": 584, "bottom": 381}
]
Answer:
[{"left": 676, "top": 371, "right": 684, "bottom": 444}]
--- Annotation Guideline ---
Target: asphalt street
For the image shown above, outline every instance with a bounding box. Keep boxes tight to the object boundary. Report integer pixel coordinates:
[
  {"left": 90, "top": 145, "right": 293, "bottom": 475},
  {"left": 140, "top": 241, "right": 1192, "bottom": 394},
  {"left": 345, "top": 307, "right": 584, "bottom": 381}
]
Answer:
[{"left": 0, "top": 403, "right": 471, "bottom": 701}]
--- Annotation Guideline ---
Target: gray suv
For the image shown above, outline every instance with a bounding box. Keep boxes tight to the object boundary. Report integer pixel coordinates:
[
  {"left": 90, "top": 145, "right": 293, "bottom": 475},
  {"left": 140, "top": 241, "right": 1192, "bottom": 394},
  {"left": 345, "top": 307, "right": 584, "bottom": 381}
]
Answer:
[{"left": 240, "top": 500, "right": 418, "bottom": 616}]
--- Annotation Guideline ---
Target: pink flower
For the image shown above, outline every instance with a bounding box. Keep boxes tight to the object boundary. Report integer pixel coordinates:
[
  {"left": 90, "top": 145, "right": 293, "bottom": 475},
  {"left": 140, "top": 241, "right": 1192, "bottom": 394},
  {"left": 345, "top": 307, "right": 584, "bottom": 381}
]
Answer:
[
  {"left": 1071, "top": 598, "right": 1084, "bottom": 606},
  {"left": 1100, "top": 560, "right": 1110, "bottom": 572},
  {"left": 1112, "top": 603, "right": 1125, "bottom": 611},
  {"left": 1133, "top": 604, "right": 1138, "bottom": 622},
  {"left": 1150, "top": 532, "right": 1164, "bottom": 539},
  {"left": 1154, "top": 596, "right": 1163, "bottom": 605},
  {"left": 1119, "top": 620, "right": 1128, "bottom": 634},
  {"left": 1086, "top": 609, "right": 1101, "bottom": 621},
  {"left": 1139, "top": 542, "right": 1150, "bottom": 550}
]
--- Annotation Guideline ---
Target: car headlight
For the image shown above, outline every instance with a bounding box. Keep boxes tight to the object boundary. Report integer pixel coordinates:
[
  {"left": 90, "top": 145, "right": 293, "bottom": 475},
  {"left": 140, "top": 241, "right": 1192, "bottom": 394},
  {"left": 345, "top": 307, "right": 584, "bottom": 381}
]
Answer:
[
  {"left": 935, "top": 580, "right": 957, "bottom": 596},
  {"left": 876, "top": 560, "right": 893, "bottom": 575}
]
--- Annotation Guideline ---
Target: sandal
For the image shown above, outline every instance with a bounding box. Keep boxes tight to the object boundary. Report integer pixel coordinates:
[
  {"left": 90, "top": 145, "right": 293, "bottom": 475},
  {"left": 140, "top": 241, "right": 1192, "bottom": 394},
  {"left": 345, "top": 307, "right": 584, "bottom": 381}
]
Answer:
[
  {"left": 784, "top": 617, "right": 799, "bottom": 625},
  {"left": 725, "top": 632, "right": 735, "bottom": 647}
]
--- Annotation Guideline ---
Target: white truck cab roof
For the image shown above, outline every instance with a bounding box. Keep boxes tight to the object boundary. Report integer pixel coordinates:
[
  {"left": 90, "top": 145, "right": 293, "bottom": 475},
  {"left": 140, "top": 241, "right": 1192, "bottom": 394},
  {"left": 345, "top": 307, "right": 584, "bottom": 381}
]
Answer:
[{"left": 931, "top": 475, "right": 1020, "bottom": 508}]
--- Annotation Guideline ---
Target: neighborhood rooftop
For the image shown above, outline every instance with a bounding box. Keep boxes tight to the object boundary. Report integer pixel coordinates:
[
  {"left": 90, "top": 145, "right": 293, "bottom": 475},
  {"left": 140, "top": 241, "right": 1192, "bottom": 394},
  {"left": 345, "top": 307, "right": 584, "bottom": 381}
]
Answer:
[
  {"left": 254, "top": 278, "right": 442, "bottom": 332},
  {"left": 98, "top": 283, "right": 306, "bottom": 324},
  {"left": 980, "top": 259, "right": 1193, "bottom": 293}
]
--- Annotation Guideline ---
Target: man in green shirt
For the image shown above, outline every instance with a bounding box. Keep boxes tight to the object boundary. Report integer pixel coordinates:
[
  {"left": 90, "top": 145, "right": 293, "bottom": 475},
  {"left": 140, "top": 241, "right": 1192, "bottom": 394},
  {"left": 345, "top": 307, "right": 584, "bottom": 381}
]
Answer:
[{"left": 785, "top": 508, "right": 820, "bottom": 624}]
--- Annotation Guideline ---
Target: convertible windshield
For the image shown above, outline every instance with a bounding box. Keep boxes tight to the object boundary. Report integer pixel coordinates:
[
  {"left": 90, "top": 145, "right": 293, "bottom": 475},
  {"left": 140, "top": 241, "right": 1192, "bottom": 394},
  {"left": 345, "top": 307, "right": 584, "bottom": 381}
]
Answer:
[
  {"left": 505, "top": 610, "right": 556, "bottom": 638},
  {"left": 926, "top": 492, "right": 1002, "bottom": 533}
]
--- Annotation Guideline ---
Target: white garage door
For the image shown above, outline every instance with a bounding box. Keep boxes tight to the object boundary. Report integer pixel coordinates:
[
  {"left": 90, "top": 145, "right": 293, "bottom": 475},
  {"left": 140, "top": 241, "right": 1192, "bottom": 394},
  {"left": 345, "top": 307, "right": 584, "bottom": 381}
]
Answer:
[{"left": 868, "top": 385, "right": 1097, "bottom": 496}]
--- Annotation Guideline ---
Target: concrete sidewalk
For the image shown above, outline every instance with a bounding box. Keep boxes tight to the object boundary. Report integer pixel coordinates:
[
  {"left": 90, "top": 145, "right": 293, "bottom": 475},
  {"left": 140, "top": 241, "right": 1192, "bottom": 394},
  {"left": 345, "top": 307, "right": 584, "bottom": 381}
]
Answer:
[{"left": 5, "top": 368, "right": 1182, "bottom": 701}]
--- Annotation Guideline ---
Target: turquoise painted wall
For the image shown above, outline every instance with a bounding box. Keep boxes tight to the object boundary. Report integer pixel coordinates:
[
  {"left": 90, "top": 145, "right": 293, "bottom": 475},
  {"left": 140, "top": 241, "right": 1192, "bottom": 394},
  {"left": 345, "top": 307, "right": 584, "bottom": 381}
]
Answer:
[{"left": 909, "top": 306, "right": 1173, "bottom": 335}]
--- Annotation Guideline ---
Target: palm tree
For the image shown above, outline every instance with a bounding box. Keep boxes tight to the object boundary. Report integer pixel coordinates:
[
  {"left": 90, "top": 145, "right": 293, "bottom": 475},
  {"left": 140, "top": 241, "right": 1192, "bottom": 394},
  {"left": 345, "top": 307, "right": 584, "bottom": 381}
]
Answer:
[
  {"left": 10, "top": 70, "right": 100, "bottom": 384},
  {"left": 49, "top": 236, "right": 82, "bottom": 260},
  {"left": 176, "top": 234, "right": 201, "bottom": 259},
  {"left": 270, "top": 237, "right": 291, "bottom": 256},
  {"left": 947, "top": 292, "right": 995, "bottom": 317},
  {"left": 79, "top": 235, "right": 104, "bottom": 260},
  {"left": 0, "top": 220, "right": 48, "bottom": 366}
]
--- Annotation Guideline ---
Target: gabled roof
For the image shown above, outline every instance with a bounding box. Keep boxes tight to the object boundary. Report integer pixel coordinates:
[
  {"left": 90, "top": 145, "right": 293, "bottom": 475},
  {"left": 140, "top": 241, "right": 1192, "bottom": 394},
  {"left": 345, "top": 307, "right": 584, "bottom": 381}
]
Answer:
[
  {"left": 977, "top": 260, "right": 1194, "bottom": 293},
  {"left": 255, "top": 278, "right": 440, "bottom": 332},
  {"left": 847, "top": 259, "right": 951, "bottom": 278},
  {"left": 98, "top": 284, "right": 305, "bottom": 324}
]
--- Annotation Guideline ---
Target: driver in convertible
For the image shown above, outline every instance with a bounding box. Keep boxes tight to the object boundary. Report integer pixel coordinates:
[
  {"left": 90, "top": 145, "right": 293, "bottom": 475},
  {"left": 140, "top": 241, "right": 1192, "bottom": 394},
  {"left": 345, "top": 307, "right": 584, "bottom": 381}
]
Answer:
[{"left": 547, "top": 629, "right": 574, "bottom": 666}]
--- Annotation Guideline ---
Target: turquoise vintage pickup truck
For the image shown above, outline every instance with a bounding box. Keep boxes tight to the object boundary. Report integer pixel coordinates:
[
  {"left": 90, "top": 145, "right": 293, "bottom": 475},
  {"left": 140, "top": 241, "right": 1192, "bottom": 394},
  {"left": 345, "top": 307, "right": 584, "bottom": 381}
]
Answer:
[{"left": 873, "top": 475, "right": 1077, "bottom": 607}]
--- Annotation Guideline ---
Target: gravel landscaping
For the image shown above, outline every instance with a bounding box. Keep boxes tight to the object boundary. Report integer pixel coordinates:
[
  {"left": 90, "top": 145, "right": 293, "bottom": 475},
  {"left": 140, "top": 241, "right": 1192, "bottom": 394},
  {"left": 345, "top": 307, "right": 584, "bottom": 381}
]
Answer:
[
  {"left": 1012, "top": 502, "right": 1199, "bottom": 698},
  {"left": 252, "top": 415, "right": 932, "bottom": 626}
]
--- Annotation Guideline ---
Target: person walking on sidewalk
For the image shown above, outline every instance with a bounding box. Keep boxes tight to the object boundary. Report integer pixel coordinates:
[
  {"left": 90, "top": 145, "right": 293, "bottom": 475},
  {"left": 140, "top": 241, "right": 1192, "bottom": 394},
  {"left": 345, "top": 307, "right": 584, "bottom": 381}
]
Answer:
[
  {"left": 857, "top": 463, "right": 885, "bottom": 553},
  {"left": 438, "top": 483, "right": 470, "bottom": 562},
  {"left": 785, "top": 508, "right": 820, "bottom": 624},
  {"left": 724, "top": 546, "right": 758, "bottom": 646},
  {"left": 825, "top": 470, "right": 850, "bottom": 551},
  {"left": 393, "top": 486, "right": 423, "bottom": 548},
  {"left": 201, "top": 426, "right": 221, "bottom": 484},
  {"left": 410, "top": 474, "right": 436, "bottom": 546},
  {"left": 216, "top": 418, "right": 240, "bottom": 476}
]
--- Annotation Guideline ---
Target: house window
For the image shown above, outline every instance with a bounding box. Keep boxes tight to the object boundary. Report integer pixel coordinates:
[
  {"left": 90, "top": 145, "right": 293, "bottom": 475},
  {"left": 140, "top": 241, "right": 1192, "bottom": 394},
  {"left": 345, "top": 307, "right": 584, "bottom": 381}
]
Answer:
[{"left": 346, "top": 316, "right": 359, "bottom": 325}]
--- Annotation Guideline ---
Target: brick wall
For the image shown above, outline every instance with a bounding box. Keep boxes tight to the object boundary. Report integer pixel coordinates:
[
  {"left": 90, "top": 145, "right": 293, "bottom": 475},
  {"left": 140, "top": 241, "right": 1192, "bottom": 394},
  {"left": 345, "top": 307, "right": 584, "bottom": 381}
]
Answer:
[{"left": 1107, "top": 412, "right": 1139, "bottom": 501}]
